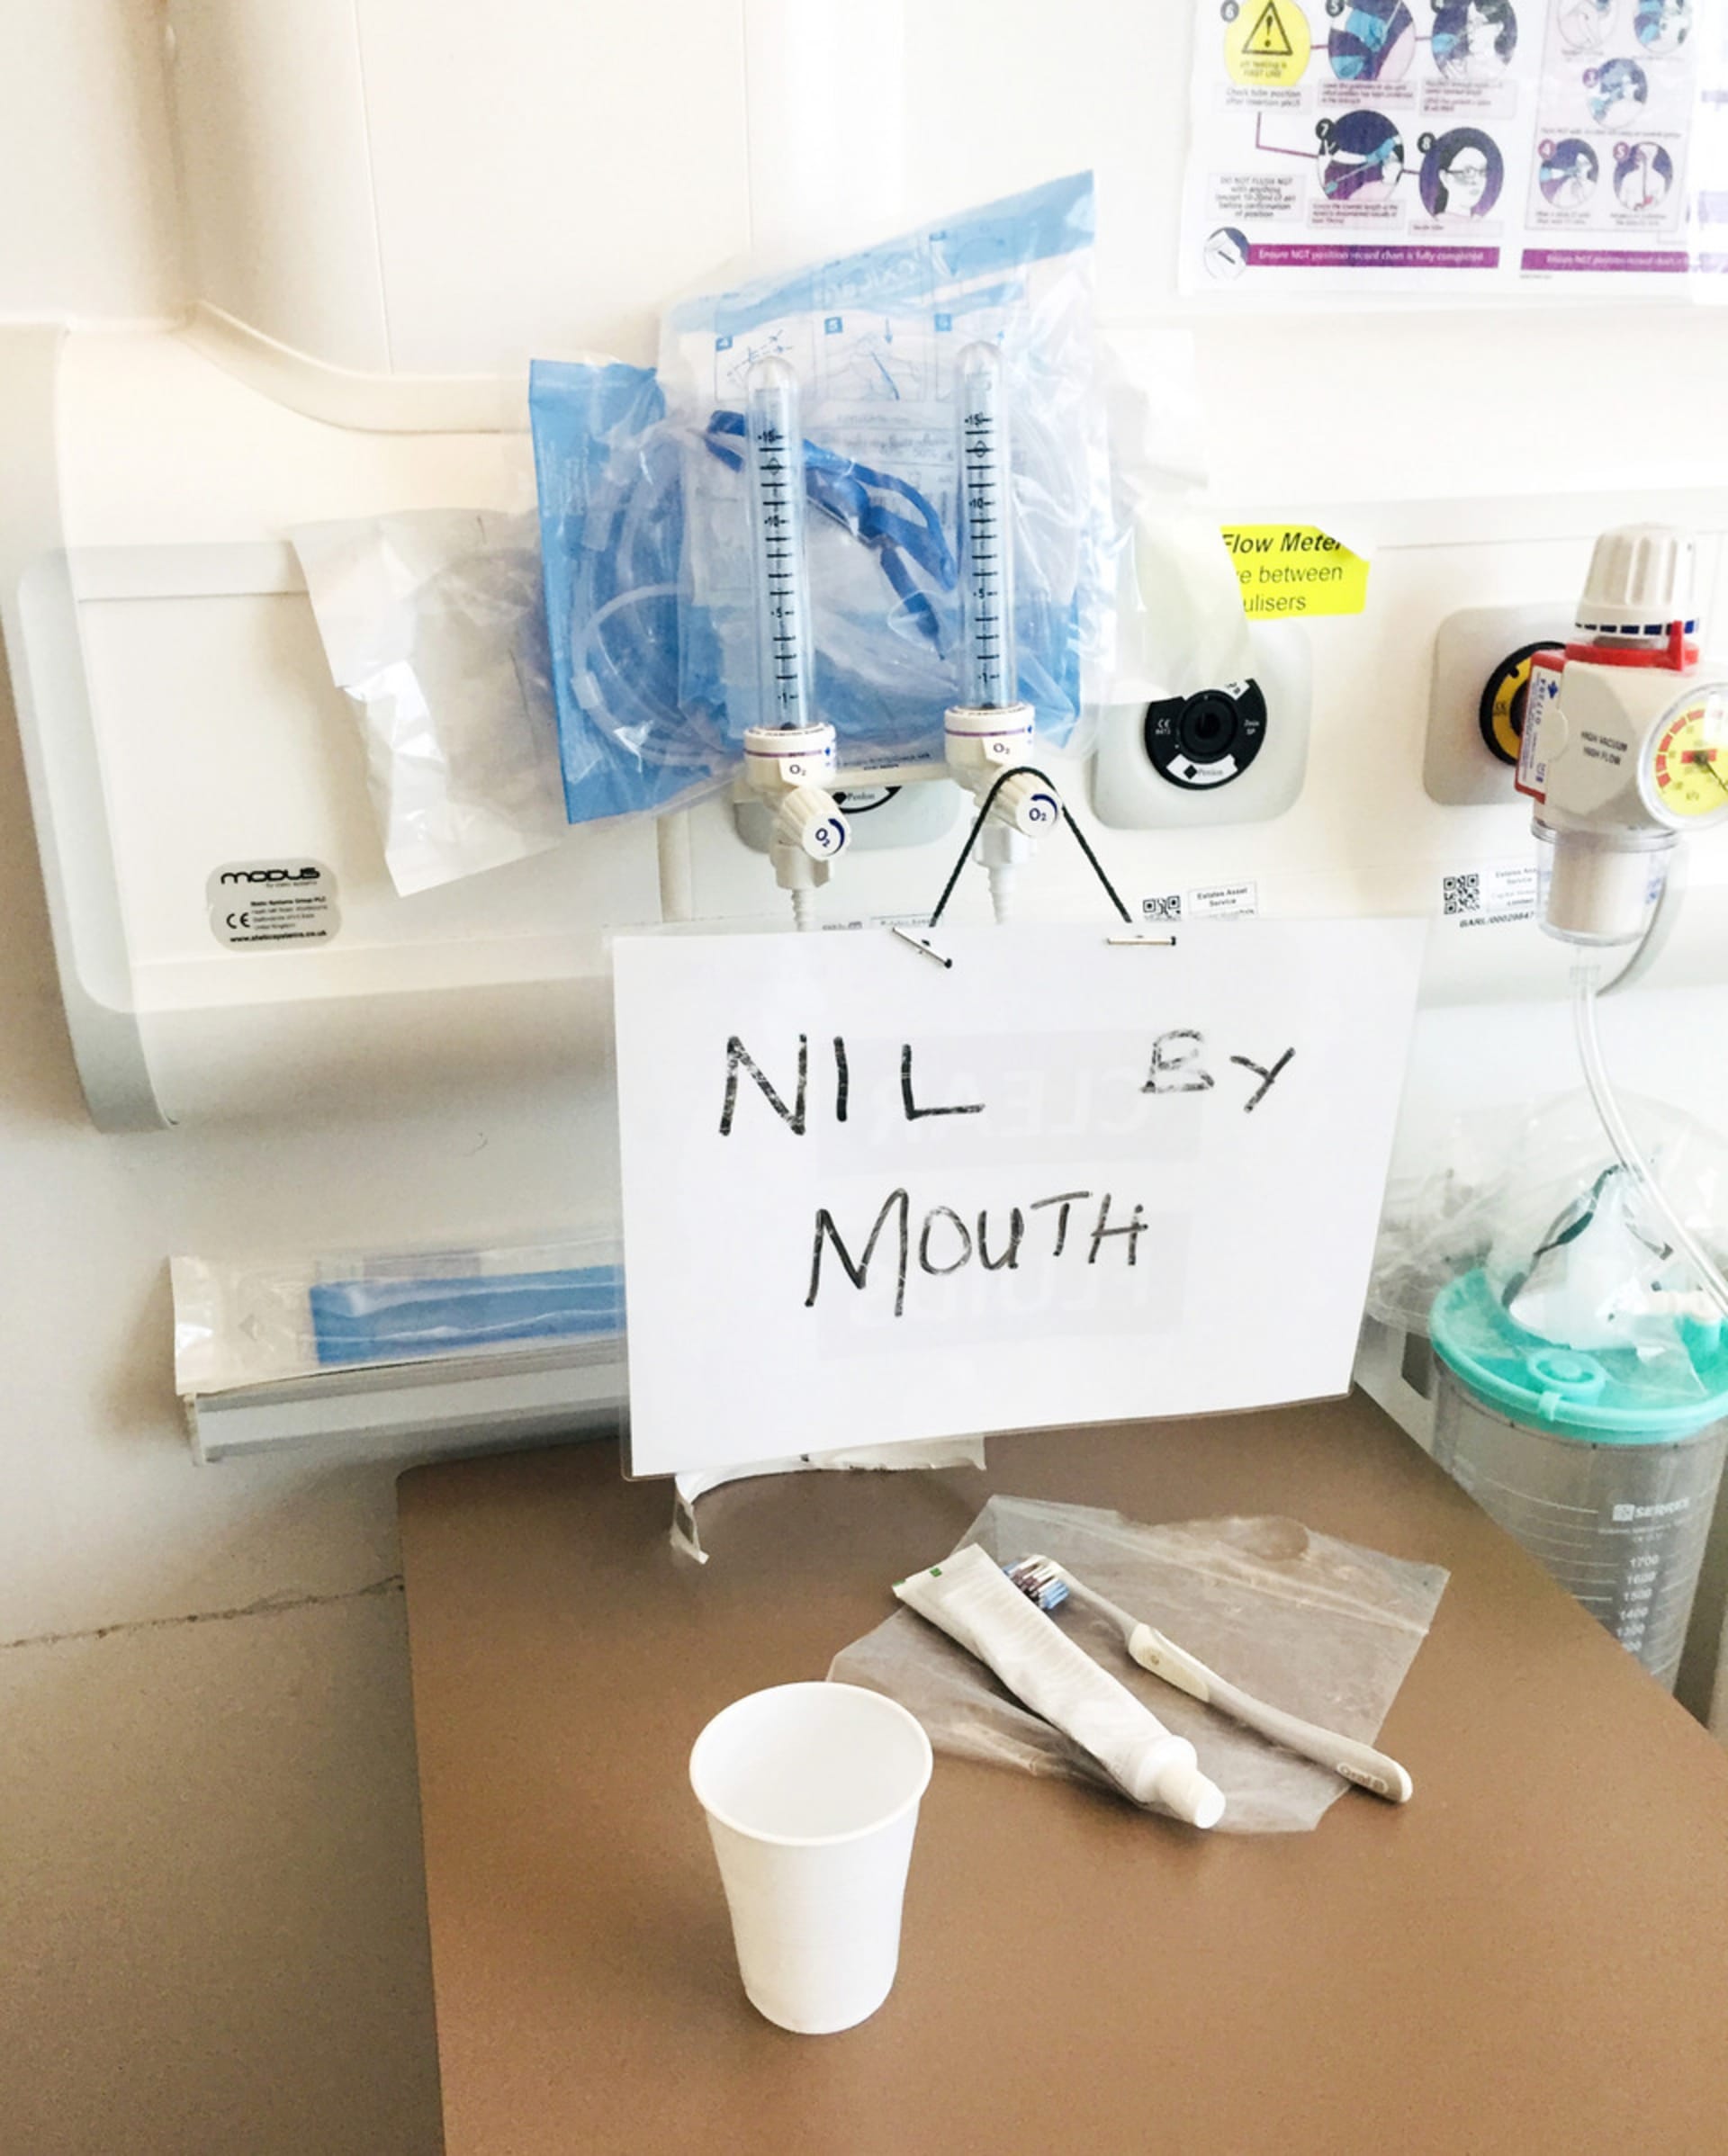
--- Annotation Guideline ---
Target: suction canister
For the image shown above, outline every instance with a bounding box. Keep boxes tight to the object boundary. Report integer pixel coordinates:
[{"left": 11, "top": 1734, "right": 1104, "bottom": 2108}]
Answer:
[{"left": 1430, "top": 1269, "right": 1728, "bottom": 1690}]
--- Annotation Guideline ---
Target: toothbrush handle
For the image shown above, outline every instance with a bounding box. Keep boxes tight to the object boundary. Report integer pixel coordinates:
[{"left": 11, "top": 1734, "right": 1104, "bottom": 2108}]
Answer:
[
  {"left": 1127, "top": 1624, "right": 1414, "bottom": 1803},
  {"left": 1211, "top": 1686, "right": 1414, "bottom": 1805}
]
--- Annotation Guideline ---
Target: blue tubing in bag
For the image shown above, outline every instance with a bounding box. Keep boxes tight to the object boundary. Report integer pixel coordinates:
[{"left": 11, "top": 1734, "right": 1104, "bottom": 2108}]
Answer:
[
  {"left": 529, "top": 173, "right": 1111, "bottom": 826},
  {"left": 526, "top": 357, "right": 958, "bottom": 819},
  {"left": 528, "top": 357, "right": 964, "bottom": 822},
  {"left": 661, "top": 172, "right": 1106, "bottom": 765},
  {"left": 529, "top": 361, "right": 704, "bottom": 825},
  {"left": 308, "top": 1263, "right": 626, "bottom": 1369}
]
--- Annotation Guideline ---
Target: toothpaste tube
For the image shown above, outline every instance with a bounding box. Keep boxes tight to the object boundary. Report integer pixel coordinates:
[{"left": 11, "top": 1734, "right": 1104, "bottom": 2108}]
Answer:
[{"left": 894, "top": 1542, "right": 1225, "bottom": 1828}]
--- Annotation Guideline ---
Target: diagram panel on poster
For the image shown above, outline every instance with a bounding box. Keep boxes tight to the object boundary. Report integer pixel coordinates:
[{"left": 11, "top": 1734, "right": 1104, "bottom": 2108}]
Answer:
[{"left": 1181, "top": 0, "right": 1717, "bottom": 292}]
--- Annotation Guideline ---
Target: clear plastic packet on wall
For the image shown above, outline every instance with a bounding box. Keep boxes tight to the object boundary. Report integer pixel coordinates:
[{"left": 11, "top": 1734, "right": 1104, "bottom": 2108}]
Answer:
[
  {"left": 657, "top": 171, "right": 1118, "bottom": 763},
  {"left": 831, "top": 1495, "right": 1446, "bottom": 1836},
  {"left": 292, "top": 512, "right": 570, "bottom": 894},
  {"left": 172, "top": 1235, "right": 624, "bottom": 1396},
  {"left": 1096, "top": 328, "right": 1254, "bottom": 706},
  {"left": 527, "top": 360, "right": 726, "bottom": 824}
]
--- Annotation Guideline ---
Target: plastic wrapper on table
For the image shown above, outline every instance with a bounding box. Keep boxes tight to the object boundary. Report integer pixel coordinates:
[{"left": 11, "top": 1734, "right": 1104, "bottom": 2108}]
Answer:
[
  {"left": 172, "top": 1233, "right": 624, "bottom": 1395},
  {"left": 832, "top": 1494, "right": 1446, "bottom": 1835}
]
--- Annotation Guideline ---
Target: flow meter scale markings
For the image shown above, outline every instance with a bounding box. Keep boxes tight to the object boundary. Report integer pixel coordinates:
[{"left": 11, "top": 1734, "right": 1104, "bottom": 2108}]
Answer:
[{"left": 1649, "top": 697, "right": 1728, "bottom": 822}]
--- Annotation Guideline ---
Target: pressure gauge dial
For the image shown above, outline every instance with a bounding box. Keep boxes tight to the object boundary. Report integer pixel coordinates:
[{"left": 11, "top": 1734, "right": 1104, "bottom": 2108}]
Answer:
[{"left": 1644, "top": 687, "right": 1728, "bottom": 823}]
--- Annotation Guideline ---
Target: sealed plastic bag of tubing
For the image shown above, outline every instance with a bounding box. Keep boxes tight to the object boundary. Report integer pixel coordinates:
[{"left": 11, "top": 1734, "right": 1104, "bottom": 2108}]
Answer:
[
  {"left": 292, "top": 511, "right": 568, "bottom": 894},
  {"left": 831, "top": 1495, "right": 1445, "bottom": 1835},
  {"left": 528, "top": 359, "right": 723, "bottom": 824},
  {"left": 527, "top": 184, "right": 1212, "bottom": 824},
  {"left": 1369, "top": 1090, "right": 1728, "bottom": 1369},
  {"left": 171, "top": 1233, "right": 623, "bottom": 1395},
  {"left": 656, "top": 171, "right": 1120, "bottom": 764},
  {"left": 527, "top": 346, "right": 996, "bottom": 820}
]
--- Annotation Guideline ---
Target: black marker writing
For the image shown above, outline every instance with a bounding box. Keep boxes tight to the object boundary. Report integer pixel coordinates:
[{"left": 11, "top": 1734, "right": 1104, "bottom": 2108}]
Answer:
[
  {"left": 806, "top": 1187, "right": 1148, "bottom": 1316},
  {"left": 918, "top": 1207, "right": 974, "bottom": 1276},
  {"left": 719, "top": 1034, "right": 807, "bottom": 1136},
  {"left": 1029, "top": 1190, "right": 1092, "bottom": 1257},
  {"left": 718, "top": 1027, "right": 1286, "bottom": 1132},
  {"left": 1229, "top": 1047, "right": 1295, "bottom": 1112},
  {"left": 977, "top": 1206, "right": 1024, "bottom": 1271},
  {"left": 1087, "top": 1193, "right": 1147, "bottom": 1266},
  {"left": 1144, "top": 1029, "right": 1213, "bottom": 1094},
  {"left": 832, "top": 1036, "right": 850, "bottom": 1125},
  {"left": 806, "top": 1189, "right": 910, "bottom": 1316},
  {"left": 901, "top": 1044, "right": 985, "bottom": 1121}
]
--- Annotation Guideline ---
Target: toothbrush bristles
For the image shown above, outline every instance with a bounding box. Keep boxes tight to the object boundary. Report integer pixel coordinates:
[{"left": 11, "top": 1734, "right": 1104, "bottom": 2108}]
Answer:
[{"left": 1003, "top": 1556, "right": 1069, "bottom": 1613}]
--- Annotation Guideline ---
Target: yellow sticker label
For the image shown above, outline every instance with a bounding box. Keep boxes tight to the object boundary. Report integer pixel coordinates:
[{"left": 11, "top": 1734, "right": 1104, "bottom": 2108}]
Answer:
[
  {"left": 1220, "top": 525, "right": 1369, "bottom": 619},
  {"left": 1225, "top": 0, "right": 1311, "bottom": 85}
]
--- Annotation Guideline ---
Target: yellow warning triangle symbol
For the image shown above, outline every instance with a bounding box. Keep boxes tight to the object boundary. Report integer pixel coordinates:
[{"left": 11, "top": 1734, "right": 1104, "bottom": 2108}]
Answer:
[{"left": 1246, "top": 0, "right": 1295, "bottom": 55}]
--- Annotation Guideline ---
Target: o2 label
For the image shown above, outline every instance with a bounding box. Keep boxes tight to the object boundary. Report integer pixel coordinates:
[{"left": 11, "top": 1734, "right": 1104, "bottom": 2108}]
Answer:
[{"left": 207, "top": 860, "right": 341, "bottom": 948}]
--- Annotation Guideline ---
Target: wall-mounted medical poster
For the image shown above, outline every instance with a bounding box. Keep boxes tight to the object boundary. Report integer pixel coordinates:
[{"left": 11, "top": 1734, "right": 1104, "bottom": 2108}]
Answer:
[{"left": 1182, "top": 0, "right": 1724, "bottom": 290}]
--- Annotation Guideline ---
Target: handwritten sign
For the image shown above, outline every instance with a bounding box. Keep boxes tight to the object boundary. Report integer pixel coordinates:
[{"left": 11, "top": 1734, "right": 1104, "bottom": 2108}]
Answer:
[{"left": 613, "top": 920, "right": 1426, "bottom": 1476}]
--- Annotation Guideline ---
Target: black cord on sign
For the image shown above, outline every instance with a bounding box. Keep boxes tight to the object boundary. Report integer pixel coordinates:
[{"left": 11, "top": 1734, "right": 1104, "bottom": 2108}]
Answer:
[{"left": 925, "top": 764, "right": 1133, "bottom": 929}]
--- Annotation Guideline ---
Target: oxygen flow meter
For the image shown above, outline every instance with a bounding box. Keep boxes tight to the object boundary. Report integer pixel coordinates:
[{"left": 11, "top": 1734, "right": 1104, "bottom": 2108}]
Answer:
[{"left": 1518, "top": 525, "right": 1728, "bottom": 945}]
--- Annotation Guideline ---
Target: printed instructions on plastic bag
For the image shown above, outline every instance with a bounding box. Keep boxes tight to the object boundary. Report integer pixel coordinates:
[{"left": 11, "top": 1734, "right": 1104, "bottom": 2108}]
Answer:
[{"left": 1182, "top": 0, "right": 1720, "bottom": 291}]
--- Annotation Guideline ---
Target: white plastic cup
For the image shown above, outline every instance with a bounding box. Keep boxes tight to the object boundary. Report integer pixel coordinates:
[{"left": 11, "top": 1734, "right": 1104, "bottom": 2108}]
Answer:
[{"left": 688, "top": 1681, "right": 932, "bottom": 2035}]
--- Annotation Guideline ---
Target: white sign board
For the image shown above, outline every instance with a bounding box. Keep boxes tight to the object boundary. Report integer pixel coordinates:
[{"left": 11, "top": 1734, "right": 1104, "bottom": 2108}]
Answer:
[{"left": 613, "top": 920, "right": 1426, "bottom": 1477}]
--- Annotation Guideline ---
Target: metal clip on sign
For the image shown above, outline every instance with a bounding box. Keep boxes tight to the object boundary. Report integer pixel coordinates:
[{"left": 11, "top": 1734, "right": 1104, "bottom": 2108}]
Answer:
[{"left": 900, "top": 764, "right": 1142, "bottom": 968}]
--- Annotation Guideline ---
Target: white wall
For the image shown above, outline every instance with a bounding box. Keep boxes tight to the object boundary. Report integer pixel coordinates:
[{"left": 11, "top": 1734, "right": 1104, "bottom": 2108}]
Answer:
[
  {"left": 0, "top": 9, "right": 446, "bottom": 2144},
  {"left": 0, "top": 660, "right": 446, "bottom": 2152},
  {"left": 0, "top": 0, "right": 182, "bottom": 327}
]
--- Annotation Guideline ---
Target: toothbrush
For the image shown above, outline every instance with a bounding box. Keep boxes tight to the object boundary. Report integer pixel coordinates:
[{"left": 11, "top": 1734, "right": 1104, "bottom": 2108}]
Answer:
[{"left": 1003, "top": 1555, "right": 1414, "bottom": 1804}]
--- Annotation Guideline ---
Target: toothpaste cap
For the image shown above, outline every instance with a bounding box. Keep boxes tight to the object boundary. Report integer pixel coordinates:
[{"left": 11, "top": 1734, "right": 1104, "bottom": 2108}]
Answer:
[{"left": 1152, "top": 1746, "right": 1227, "bottom": 1830}]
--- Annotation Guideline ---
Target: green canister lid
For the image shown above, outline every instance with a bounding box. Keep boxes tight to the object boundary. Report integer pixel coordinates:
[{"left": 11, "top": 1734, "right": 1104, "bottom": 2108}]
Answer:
[{"left": 1430, "top": 1269, "right": 1728, "bottom": 1444}]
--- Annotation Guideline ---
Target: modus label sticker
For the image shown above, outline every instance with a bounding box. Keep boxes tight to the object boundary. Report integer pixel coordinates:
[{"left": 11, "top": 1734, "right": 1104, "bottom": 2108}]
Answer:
[{"left": 207, "top": 860, "right": 341, "bottom": 949}]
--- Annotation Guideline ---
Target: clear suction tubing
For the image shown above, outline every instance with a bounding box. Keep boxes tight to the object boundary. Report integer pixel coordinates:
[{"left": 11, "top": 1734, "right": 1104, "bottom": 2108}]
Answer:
[
  {"left": 738, "top": 358, "right": 849, "bottom": 928},
  {"left": 1571, "top": 963, "right": 1728, "bottom": 1324},
  {"left": 944, "top": 342, "right": 1055, "bottom": 923}
]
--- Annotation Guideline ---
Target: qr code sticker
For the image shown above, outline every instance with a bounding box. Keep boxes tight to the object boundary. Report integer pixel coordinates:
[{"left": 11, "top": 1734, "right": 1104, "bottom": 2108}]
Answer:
[
  {"left": 1141, "top": 894, "right": 1183, "bottom": 921},
  {"left": 1442, "top": 873, "right": 1480, "bottom": 917}
]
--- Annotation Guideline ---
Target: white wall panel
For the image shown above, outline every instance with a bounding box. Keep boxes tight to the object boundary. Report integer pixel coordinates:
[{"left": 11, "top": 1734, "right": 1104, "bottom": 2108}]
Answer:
[
  {"left": 0, "top": 0, "right": 183, "bottom": 324},
  {"left": 166, "top": 0, "right": 390, "bottom": 370},
  {"left": 355, "top": 0, "right": 753, "bottom": 372}
]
